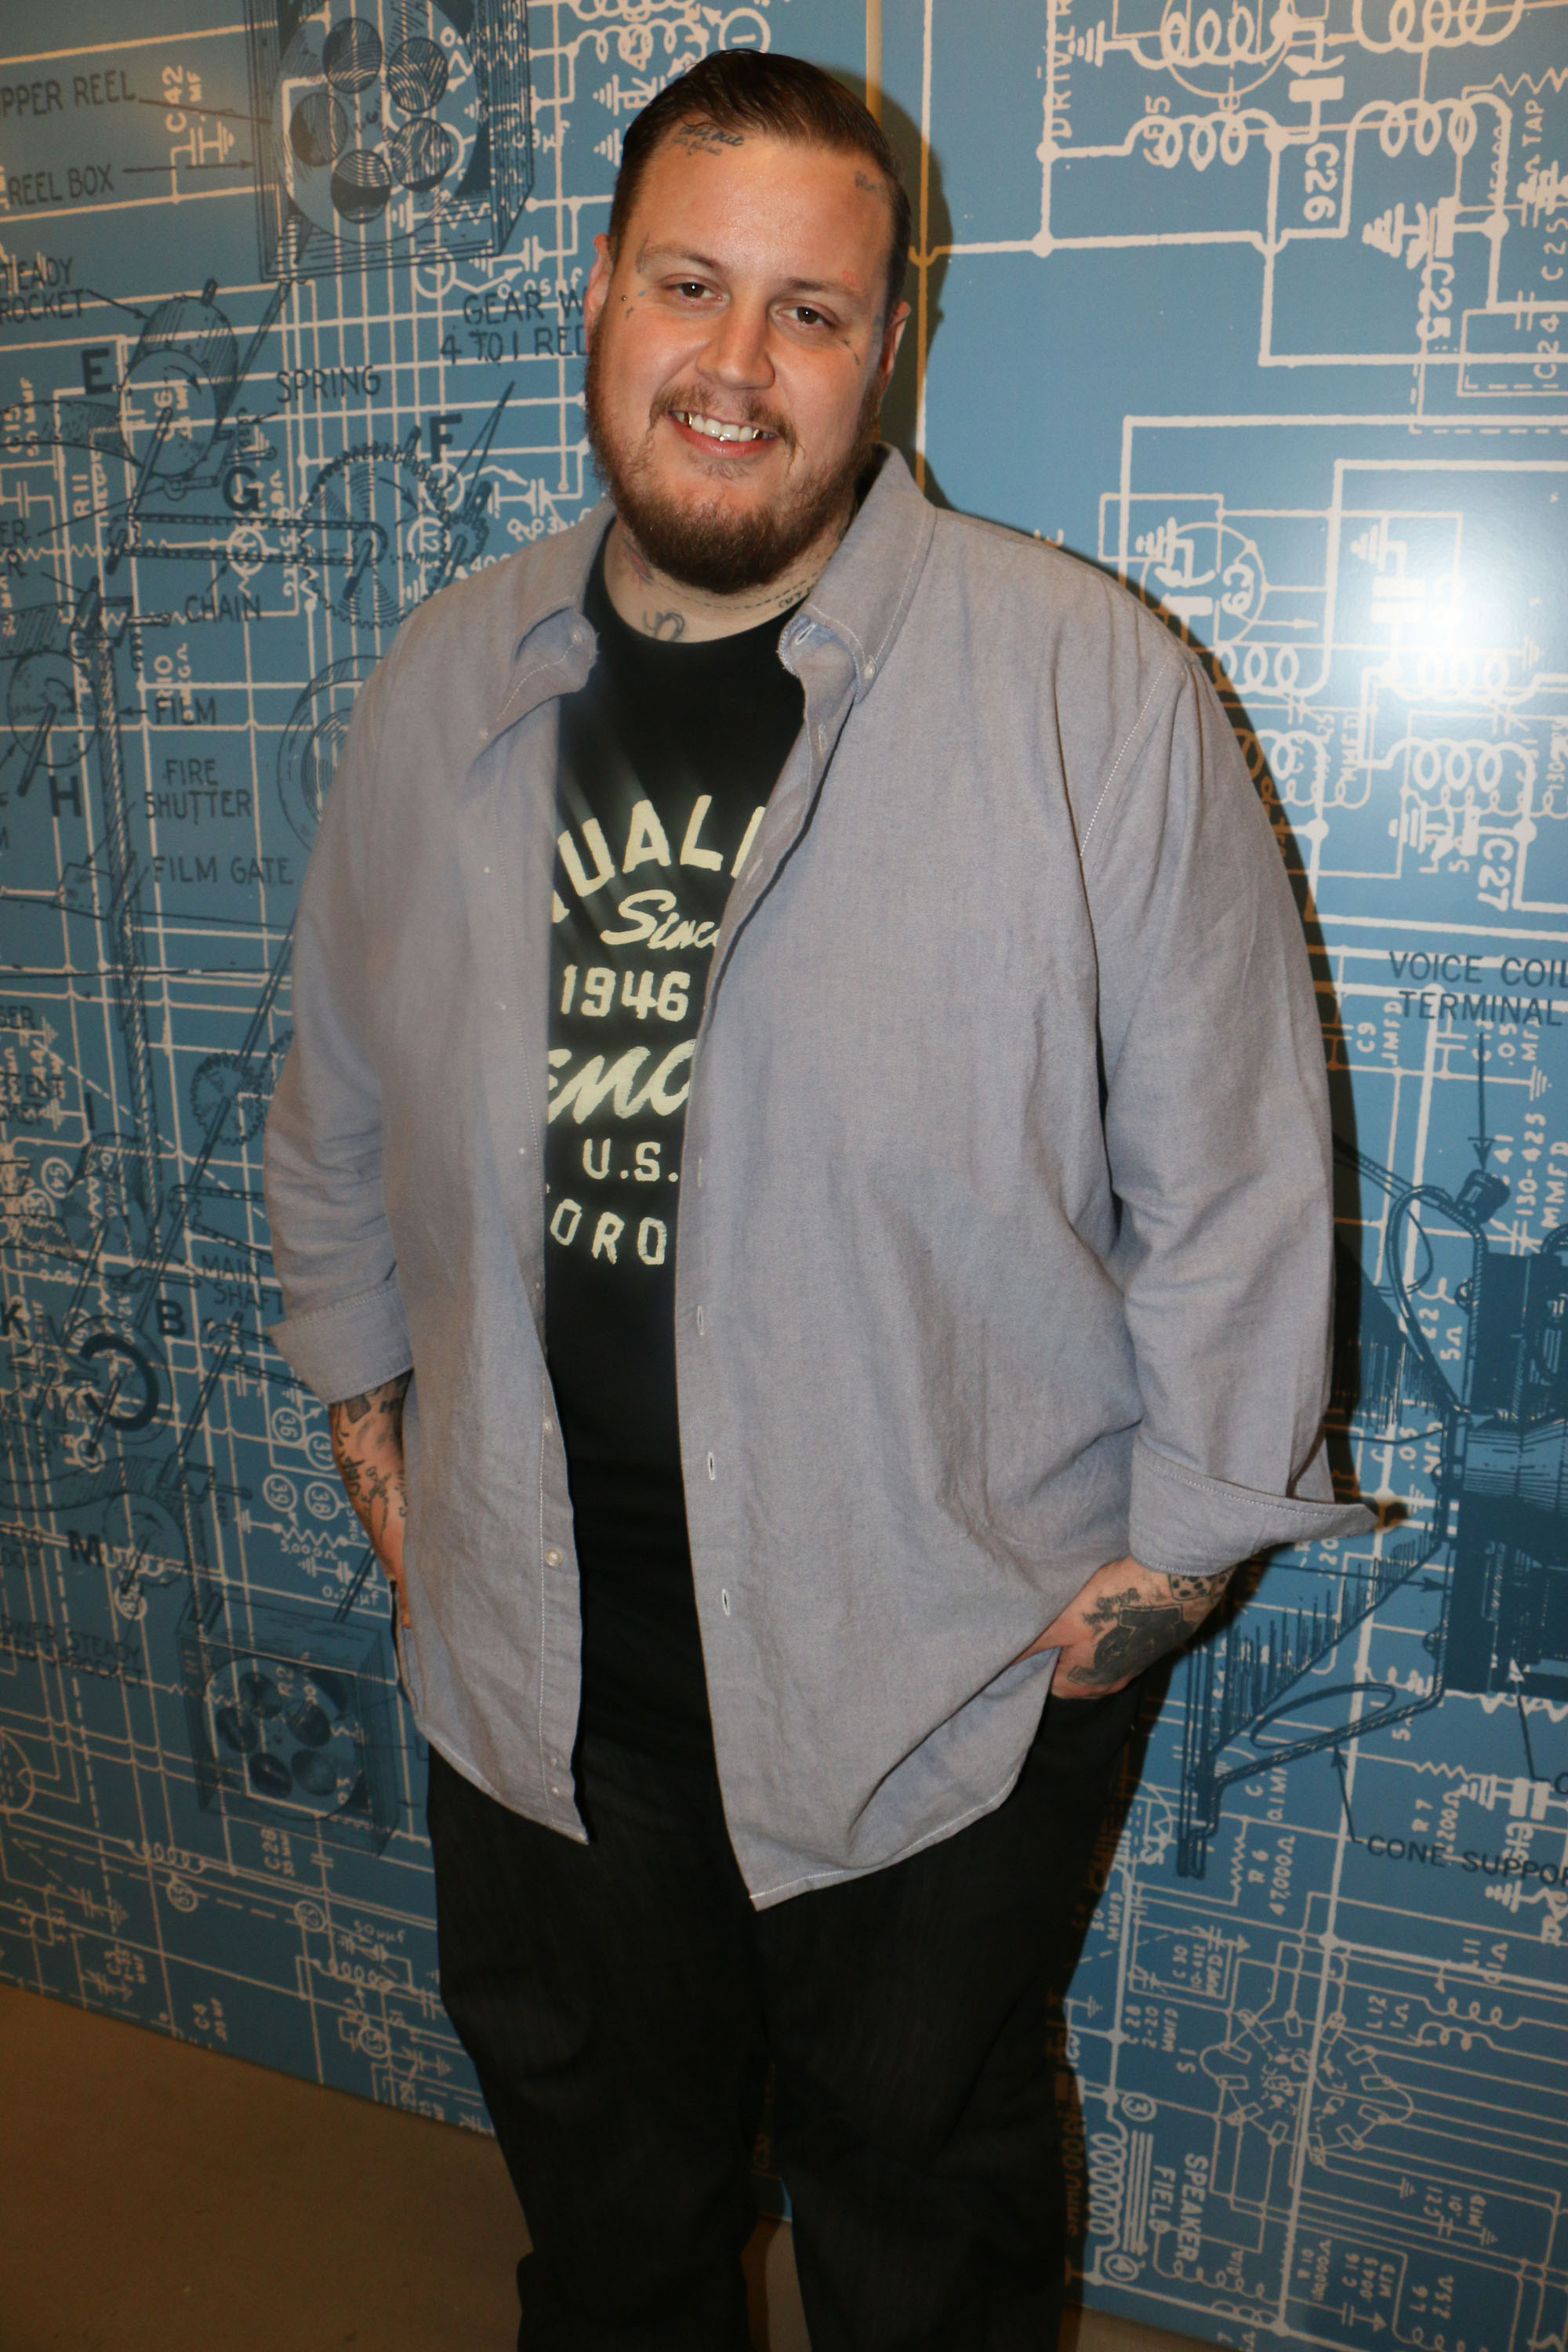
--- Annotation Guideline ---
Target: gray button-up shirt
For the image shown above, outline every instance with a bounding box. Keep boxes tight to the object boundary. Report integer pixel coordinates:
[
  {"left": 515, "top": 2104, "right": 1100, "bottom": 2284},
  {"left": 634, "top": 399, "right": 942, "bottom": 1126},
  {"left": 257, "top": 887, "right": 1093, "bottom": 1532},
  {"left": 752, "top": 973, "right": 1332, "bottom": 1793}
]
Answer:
[{"left": 263, "top": 450, "right": 1370, "bottom": 1905}]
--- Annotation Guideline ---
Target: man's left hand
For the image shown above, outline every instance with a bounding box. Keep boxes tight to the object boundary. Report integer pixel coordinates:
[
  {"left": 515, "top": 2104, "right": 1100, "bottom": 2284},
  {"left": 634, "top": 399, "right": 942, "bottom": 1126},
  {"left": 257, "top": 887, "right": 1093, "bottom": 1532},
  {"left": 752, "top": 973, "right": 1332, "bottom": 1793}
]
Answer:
[{"left": 1022, "top": 1555, "right": 1236, "bottom": 1697}]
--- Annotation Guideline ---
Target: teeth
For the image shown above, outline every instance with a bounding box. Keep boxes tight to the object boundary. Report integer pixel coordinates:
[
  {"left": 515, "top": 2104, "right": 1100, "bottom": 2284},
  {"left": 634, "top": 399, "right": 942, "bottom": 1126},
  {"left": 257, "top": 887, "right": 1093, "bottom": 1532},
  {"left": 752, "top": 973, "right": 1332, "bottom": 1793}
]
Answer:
[{"left": 679, "top": 412, "right": 771, "bottom": 445}]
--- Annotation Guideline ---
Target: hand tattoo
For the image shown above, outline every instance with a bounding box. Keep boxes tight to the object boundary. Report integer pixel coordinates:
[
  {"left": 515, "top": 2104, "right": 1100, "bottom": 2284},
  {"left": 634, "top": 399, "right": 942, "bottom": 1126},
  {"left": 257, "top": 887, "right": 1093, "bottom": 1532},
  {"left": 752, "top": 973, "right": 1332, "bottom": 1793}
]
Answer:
[
  {"left": 645, "top": 609, "right": 686, "bottom": 640},
  {"left": 329, "top": 1374, "right": 411, "bottom": 1559},
  {"left": 331, "top": 1373, "right": 409, "bottom": 1446},
  {"left": 1059, "top": 1567, "right": 1235, "bottom": 1695}
]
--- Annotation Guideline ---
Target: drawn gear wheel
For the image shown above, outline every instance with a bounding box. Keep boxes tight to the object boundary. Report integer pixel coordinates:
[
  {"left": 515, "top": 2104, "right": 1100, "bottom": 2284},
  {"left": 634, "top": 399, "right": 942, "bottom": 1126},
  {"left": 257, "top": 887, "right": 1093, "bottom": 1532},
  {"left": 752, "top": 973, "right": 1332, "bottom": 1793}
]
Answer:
[
  {"left": 292, "top": 442, "right": 452, "bottom": 627},
  {"left": 190, "top": 1051, "right": 274, "bottom": 1145},
  {"left": 277, "top": 654, "right": 376, "bottom": 850}
]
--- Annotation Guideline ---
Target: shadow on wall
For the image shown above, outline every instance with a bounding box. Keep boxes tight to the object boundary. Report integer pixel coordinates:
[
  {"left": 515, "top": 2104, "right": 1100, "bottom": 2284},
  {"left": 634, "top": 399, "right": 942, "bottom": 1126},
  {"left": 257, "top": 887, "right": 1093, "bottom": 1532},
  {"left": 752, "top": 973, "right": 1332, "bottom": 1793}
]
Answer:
[{"left": 827, "top": 79, "right": 956, "bottom": 514}]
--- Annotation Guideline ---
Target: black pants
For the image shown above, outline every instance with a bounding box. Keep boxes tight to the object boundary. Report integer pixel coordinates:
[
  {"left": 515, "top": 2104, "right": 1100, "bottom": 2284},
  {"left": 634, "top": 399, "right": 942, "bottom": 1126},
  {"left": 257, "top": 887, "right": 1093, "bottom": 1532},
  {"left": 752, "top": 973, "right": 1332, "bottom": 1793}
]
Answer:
[{"left": 426, "top": 1682, "right": 1140, "bottom": 2352}]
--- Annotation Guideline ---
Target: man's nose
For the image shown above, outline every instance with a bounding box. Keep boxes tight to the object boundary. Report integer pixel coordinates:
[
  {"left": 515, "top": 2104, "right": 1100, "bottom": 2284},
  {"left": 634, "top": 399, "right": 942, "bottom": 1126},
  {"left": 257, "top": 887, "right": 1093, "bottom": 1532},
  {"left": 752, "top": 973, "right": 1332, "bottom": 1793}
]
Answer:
[{"left": 699, "top": 299, "right": 775, "bottom": 390}]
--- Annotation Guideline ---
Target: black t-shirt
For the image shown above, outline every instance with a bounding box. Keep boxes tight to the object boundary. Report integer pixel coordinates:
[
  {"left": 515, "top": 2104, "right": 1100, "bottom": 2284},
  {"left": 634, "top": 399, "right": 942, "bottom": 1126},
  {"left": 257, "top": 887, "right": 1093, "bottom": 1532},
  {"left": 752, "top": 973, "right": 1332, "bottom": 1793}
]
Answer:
[{"left": 545, "top": 549, "right": 804, "bottom": 1758}]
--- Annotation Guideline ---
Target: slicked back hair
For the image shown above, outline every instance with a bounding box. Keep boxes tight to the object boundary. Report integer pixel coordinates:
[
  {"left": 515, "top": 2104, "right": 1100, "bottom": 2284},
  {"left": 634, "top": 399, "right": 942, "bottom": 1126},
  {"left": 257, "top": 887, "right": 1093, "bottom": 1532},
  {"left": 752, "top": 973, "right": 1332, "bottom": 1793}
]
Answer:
[{"left": 607, "top": 52, "right": 913, "bottom": 328}]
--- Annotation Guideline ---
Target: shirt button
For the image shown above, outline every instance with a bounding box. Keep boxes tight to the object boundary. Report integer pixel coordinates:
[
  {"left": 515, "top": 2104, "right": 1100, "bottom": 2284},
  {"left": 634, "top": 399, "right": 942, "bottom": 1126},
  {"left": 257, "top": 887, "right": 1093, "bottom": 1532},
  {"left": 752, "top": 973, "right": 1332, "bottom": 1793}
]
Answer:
[
  {"left": 720, "top": 1588, "right": 731, "bottom": 1616},
  {"left": 696, "top": 1305, "right": 706, "bottom": 1336},
  {"left": 706, "top": 1452, "right": 717, "bottom": 1482},
  {"left": 545, "top": 1546, "right": 563, "bottom": 1567}
]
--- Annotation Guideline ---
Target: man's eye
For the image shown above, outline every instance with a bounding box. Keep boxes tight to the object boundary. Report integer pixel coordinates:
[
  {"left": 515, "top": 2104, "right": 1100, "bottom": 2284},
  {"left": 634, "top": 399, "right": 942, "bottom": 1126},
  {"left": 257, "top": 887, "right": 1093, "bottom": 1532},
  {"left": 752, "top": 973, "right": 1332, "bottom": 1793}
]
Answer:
[
  {"left": 787, "top": 306, "right": 831, "bottom": 329},
  {"left": 672, "top": 281, "right": 710, "bottom": 299}
]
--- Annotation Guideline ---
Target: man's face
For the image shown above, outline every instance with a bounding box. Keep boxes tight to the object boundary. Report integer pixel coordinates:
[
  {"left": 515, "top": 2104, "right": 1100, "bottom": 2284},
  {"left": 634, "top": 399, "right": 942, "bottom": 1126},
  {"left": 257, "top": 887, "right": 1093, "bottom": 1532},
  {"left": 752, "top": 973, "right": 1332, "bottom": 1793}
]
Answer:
[{"left": 583, "top": 129, "right": 908, "bottom": 594}]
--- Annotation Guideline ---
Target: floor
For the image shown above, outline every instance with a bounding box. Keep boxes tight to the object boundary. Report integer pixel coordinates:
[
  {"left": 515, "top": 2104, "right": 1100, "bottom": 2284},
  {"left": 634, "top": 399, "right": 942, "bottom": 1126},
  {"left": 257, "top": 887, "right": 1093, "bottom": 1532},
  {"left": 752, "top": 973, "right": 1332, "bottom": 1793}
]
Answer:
[{"left": 0, "top": 1984, "right": 1200, "bottom": 2352}]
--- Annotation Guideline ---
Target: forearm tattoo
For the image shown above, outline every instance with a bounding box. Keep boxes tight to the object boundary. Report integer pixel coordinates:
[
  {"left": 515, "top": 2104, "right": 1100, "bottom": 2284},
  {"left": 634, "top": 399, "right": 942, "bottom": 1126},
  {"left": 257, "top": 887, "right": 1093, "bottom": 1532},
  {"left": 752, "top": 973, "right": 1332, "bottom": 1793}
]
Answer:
[
  {"left": 328, "top": 1373, "right": 411, "bottom": 1541},
  {"left": 1059, "top": 1568, "right": 1236, "bottom": 1694}
]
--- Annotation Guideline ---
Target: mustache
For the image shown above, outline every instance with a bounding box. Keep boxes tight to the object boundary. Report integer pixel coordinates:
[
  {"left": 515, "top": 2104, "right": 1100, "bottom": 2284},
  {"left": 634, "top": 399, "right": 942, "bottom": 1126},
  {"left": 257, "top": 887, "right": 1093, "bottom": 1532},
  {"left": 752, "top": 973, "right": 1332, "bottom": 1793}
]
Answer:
[{"left": 648, "top": 385, "right": 798, "bottom": 453}]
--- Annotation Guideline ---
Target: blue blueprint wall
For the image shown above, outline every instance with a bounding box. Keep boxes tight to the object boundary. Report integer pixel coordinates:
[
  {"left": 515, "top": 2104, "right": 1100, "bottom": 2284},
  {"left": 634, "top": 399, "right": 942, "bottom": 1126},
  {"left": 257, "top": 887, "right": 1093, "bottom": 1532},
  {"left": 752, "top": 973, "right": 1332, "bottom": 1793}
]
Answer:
[{"left": 0, "top": 2, "right": 1565, "bottom": 2346}]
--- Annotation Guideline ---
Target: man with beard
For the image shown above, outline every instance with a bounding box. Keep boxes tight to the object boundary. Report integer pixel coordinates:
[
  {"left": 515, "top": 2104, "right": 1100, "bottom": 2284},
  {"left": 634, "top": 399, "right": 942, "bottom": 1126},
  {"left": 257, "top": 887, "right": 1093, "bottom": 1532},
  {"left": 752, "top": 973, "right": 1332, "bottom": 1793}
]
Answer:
[{"left": 264, "top": 49, "right": 1367, "bottom": 2352}]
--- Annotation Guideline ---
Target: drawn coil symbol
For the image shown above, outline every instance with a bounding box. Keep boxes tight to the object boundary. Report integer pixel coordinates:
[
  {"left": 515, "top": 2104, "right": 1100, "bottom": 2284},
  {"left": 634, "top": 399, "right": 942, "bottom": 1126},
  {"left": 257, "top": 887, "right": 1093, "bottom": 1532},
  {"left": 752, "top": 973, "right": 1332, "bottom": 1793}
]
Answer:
[
  {"left": 1140, "top": 112, "right": 1250, "bottom": 169},
  {"left": 1377, "top": 100, "right": 1476, "bottom": 156},
  {"left": 1374, "top": 0, "right": 1519, "bottom": 49}
]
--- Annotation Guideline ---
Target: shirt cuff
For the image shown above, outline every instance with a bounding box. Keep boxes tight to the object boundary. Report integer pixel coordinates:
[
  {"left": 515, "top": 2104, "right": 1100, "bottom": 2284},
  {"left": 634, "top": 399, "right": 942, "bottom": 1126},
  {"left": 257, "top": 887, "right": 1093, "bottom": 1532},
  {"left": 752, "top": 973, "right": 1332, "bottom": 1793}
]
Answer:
[
  {"left": 1128, "top": 1435, "right": 1375, "bottom": 1576},
  {"left": 265, "top": 1275, "right": 413, "bottom": 1405}
]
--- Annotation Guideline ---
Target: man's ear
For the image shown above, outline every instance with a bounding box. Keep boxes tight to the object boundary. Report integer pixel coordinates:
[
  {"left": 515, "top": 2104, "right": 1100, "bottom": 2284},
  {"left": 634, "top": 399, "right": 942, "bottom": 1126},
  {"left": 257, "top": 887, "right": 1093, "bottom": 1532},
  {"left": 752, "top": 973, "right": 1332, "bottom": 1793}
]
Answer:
[
  {"left": 879, "top": 299, "right": 912, "bottom": 391},
  {"left": 583, "top": 232, "right": 616, "bottom": 339}
]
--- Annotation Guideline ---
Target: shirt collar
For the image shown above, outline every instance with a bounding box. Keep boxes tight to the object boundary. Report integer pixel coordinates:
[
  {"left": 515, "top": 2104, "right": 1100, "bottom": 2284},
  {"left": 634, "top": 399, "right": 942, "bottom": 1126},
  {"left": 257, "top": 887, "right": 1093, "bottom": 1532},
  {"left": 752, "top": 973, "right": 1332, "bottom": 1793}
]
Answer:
[
  {"left": 506, "top": 492, "right": 616, "bottom": 664},
  {"left": 790, "top": 448, "right": 936, "bottom": 699},
  {"left": 504, "top": 445, "right": 935, "bottom": 699}
]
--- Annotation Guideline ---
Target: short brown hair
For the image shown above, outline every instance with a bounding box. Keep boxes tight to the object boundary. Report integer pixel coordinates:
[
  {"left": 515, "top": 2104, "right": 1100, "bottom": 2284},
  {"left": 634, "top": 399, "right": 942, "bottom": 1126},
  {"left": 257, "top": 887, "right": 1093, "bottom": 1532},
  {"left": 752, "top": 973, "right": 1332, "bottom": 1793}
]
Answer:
[{"left": 608, "top": 51, "right": 912, "bottom": 328}]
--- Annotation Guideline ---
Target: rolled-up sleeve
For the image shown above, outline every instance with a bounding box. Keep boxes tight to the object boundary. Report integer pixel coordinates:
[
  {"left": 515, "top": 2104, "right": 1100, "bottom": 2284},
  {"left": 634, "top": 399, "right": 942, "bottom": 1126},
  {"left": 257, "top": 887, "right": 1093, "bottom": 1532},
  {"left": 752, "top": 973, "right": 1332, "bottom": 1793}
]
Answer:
[
  {"left": 1086, "top": 652, "right": 1373, "bottom": 1574},
  {"left": 263, "top": 659, "right": 413, "bottom": 1405}
]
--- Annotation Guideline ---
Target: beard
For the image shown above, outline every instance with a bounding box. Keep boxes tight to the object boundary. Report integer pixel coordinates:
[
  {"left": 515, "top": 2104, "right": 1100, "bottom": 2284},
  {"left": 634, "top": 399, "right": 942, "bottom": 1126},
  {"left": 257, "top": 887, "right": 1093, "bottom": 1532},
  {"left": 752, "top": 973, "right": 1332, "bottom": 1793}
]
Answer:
[{"left": 583, "top": 334, "right": 883, "bottom": 597}]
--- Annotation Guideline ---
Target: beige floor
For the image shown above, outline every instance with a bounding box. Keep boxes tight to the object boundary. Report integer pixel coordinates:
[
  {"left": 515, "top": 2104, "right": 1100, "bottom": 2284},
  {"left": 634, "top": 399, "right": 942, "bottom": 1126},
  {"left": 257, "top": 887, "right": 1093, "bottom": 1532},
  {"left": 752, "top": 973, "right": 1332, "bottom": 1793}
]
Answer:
[{"left": 0, "top": 1983, "right": 1196, "bottom": 2352}]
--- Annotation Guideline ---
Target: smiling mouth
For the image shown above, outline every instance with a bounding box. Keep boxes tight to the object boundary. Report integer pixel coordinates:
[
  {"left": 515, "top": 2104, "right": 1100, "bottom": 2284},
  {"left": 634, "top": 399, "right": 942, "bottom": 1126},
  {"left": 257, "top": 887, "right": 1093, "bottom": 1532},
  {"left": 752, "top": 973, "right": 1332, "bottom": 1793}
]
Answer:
[{"left": 671, "top": 409, "right": 779, "bottom": 447}]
